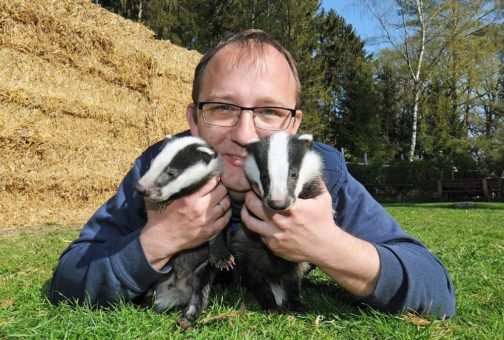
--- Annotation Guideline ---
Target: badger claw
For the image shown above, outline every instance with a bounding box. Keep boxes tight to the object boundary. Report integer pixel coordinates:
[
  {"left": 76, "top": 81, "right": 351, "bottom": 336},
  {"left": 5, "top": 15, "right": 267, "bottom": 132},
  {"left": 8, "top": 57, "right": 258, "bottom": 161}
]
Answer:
[
  {"left": 177, "top": 317, "right": 192, "bottom": 329},
  {"left": 209, "top": 254, "right": 235, "bottom": 271}
]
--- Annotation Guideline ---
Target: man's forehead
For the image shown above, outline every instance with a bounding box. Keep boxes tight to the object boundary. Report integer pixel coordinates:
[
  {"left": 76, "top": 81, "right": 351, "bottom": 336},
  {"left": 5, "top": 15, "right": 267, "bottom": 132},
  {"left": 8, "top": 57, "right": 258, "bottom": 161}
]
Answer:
[
  {"left": 210, "top": 43, "right": 290, "bottom": 73},
  {"left": 198, "top": 42, "right": 298, "bottom": 108}
]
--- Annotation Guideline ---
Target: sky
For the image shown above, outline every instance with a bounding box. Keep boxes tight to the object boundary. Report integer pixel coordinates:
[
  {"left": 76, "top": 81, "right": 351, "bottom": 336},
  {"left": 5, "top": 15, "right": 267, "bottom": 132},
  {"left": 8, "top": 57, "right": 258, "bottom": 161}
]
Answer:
[{"left": 321, "top": 0, "right": 386, "bottom": 54}]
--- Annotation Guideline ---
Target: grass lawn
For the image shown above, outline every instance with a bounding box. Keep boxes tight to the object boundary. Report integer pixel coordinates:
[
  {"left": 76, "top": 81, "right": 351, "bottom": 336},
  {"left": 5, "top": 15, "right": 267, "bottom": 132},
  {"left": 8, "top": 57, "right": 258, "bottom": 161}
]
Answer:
[{"left": 1, "top": 202, "right": 503, "bottom": 338}]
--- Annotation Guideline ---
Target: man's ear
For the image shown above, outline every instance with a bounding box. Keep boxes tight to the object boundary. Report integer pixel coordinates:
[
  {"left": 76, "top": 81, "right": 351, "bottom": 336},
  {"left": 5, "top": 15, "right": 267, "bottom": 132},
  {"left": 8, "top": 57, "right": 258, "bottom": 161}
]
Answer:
[
  {"left": 186, "top": 104, "right": 200, "bottom": 137},
  {"left": 290, "top": 110, "right": 303, "bottom": 134}
]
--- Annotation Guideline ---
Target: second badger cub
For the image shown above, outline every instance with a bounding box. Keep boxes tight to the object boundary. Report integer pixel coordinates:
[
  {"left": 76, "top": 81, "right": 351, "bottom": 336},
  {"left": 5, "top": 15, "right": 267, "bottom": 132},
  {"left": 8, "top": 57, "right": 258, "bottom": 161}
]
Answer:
[
  {"left": 136, "top": 135, "right": 233, "bottom": 327},
  {"left": 231, "top": 131, "right": 323, "bottom": 311}
]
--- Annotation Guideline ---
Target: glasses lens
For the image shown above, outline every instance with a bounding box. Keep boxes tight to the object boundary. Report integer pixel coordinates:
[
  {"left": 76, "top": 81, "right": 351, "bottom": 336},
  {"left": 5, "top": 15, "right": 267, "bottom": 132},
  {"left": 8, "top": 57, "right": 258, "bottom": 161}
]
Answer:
[
  {"left": 254, "top": 108, "right": 292, "bottom": 130},
  {"left": 201, "top": 103, "right": 240, "bottom": 127}
]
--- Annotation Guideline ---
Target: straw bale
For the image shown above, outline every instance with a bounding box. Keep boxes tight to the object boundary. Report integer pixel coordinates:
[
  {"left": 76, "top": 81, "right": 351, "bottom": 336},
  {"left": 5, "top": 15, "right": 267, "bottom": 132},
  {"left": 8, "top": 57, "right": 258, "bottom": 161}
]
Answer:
[{"left": 0, "top": 0, "right": 202, "bottom": 228}]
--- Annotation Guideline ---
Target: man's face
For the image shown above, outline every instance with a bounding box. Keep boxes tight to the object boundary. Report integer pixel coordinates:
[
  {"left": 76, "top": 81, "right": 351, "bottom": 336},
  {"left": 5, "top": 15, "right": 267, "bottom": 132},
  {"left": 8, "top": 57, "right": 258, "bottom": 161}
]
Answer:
[{"left": 186, "top": 44, "right": 302, "bottom": 193}]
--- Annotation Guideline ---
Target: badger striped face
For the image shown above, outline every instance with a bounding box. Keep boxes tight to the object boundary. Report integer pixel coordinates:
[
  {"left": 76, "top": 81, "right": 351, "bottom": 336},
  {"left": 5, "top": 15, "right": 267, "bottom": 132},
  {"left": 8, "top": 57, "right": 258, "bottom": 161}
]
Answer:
[
  {"left": 244, "top": 132, "right": 322, "bottom": 210},
  {"left": 136, "top": 136, "right": 221, "bottom": 203}
]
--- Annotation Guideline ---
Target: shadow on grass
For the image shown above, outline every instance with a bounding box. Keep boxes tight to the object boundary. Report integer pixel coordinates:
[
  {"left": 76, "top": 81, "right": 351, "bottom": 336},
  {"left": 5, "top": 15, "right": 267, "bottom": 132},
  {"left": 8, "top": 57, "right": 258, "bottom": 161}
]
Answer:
[
  {"left": 39, "top": 269, "right": 375, "bottom": 322},
  {"left": 210, "top": 273, "right": 376, "bottom": 320},
  {"left": 41, "top": 279, "right": 51, "bottom": 295},
  {"left": 301, "top": 278, "right": 374, "bottom": 318}
]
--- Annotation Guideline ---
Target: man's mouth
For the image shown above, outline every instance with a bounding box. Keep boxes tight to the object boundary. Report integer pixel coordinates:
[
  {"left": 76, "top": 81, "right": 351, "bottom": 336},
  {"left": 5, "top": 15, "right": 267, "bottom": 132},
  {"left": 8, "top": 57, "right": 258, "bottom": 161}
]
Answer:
[{"left": 223, "top": 154, "right": 246, "bottom": 167}]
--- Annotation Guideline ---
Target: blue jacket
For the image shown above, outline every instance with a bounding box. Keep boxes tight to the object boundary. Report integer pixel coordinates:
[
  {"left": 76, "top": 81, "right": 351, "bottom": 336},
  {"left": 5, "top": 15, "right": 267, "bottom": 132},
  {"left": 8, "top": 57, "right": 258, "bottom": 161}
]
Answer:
[{"left": 49, "top": 136, "right": 456, "bottom": 317}]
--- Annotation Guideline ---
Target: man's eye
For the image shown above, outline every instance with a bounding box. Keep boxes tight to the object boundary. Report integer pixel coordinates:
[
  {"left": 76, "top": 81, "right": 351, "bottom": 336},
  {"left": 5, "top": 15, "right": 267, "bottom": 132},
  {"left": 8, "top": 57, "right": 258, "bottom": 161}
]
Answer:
[
  {"left": 215, "top": 104, "right": 235, "bottom": 111},
  {"left": 260, "top": 108, "right": 279, "bottom": 116}
]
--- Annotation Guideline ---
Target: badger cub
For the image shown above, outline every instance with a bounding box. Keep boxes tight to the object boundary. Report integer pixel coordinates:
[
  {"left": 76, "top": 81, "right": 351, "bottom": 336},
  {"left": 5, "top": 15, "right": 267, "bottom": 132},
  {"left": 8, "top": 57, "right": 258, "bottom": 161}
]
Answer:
[
  {"left": 231, "top": 131, "right": 323, "bottom": 311},
  {"left": 136, "top": 135, "right": 233, "bottom": 327}
]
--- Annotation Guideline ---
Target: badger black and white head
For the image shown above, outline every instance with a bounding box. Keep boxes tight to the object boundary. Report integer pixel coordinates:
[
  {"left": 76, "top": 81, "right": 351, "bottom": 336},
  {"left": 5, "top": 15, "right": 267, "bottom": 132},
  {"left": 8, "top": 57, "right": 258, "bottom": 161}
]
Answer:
[
  {"left": 136, "top": 135, "right": 221, "bottom": 204},
  {"left": 244, "top": 132, "right": 323, "bottom": 210}
]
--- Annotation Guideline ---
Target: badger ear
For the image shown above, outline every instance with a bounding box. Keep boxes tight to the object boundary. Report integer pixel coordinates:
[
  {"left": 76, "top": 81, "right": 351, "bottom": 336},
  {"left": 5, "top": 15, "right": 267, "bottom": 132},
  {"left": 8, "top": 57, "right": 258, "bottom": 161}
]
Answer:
[
  {"left": 298, "top": 134, "right": 314, "bottom": 147},
  {"left": 159, "top": 134, "right": 174, "bottom": 151},
  {"left": 196, "top": 146, "right": 215, "bottom": 156}
]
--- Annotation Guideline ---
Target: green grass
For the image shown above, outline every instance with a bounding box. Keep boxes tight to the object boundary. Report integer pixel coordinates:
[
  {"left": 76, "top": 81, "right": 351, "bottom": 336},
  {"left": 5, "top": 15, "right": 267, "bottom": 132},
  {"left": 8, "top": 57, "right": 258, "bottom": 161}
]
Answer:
[{"left": 1, "top": 203, "right": 503, "bottom": 338}]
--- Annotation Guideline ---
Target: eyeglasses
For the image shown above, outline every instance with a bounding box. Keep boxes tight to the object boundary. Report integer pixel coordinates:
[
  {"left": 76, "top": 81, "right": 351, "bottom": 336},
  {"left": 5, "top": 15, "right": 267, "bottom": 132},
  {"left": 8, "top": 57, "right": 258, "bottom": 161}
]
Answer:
[{"left": 197, "top": 102, "right": 297, "bottom": 131}]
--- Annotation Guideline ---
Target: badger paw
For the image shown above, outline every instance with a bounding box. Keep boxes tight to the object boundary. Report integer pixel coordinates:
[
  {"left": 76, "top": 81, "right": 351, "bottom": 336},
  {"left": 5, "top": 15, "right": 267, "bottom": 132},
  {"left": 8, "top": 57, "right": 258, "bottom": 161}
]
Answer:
[
  {"left": 177, "top": 317, "right": 192, "bottom": 329},
  {"left": 209, "top": 253, "right": 235, "bottom": 271}
]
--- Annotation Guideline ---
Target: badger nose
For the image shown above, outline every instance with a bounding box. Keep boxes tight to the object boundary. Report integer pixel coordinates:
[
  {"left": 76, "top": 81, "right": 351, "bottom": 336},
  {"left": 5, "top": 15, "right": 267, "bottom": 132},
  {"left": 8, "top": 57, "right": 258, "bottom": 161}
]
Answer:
[
  {"left": 136, "top": 183, "right": 147, "bottom": 196},
  {"left": 267, "top": 199, "right": 290, "bottom": 211}
]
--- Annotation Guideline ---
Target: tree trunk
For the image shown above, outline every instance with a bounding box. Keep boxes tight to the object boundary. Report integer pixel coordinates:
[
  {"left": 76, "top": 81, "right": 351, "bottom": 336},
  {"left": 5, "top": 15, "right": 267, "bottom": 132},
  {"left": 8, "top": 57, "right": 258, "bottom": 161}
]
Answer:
[
  {"left": 409, "top": 86, "right": 420, "bottom": 160},
  {"left": 408, "top": 0, "right": 425, "bottom": 161}
]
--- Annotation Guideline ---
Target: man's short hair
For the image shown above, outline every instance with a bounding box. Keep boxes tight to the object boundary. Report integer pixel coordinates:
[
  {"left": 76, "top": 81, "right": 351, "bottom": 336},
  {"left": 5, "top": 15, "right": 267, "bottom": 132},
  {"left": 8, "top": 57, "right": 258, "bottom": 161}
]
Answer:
[{"left": 191, "top": 29, "right": 302, "bottom": 119}]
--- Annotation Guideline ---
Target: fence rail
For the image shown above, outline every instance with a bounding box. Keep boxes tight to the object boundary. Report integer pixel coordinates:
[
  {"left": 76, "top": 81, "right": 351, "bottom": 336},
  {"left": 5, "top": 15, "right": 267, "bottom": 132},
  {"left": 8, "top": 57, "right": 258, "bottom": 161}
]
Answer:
[
  {"left": 437, "top": 178, "right": 503, "bottom": 201},
  {"left": 363, "top": 178, "right": 503, "bottom": 202}
]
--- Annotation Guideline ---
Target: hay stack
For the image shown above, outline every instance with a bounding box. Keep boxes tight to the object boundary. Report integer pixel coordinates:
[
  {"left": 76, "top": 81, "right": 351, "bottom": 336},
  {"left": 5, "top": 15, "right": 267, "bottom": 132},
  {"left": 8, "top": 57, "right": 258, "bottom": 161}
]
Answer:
[{"left": 0, "top": 0, "right": 201, "bottom": 228}]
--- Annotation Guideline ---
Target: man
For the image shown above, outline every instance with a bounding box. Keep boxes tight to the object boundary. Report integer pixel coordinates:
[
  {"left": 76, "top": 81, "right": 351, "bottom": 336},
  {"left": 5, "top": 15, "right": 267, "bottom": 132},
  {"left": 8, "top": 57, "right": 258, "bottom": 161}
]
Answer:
[{"left": 50, "top": 29, "right": 455, "bottom": 318}]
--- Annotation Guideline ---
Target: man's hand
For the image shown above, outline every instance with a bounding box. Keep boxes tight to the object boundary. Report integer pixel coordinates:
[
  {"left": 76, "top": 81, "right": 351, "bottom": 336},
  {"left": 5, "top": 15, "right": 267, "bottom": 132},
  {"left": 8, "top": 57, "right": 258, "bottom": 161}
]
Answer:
[
  {"left": 241, "top": 182, "right": 380, "bottom": 297},
  {"left": 241, "top": 182, "right": 337, "bottom": 264},
  {"left": 140, "top": 176, "right": 231, "bottom": 271}
]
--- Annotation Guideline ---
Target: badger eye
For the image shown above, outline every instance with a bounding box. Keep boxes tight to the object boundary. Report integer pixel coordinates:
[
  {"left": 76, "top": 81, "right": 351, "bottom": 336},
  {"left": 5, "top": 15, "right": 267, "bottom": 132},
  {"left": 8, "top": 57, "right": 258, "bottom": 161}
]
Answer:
[
  {"left": 164, "top": 167, "right": 177, "bottom": 178},
  {"left": 155, "top": 173, "right": 170, "bottom": 186},
  {"left": 291, "top": 171, "right": 298, "bottom": 179}
]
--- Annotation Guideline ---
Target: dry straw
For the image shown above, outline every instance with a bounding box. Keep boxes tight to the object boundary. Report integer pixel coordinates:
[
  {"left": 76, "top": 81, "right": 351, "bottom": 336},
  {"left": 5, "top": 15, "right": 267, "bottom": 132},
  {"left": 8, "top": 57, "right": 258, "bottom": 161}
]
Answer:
[{"left": 0, "top": 0, "right": 201, "bottom": 228}]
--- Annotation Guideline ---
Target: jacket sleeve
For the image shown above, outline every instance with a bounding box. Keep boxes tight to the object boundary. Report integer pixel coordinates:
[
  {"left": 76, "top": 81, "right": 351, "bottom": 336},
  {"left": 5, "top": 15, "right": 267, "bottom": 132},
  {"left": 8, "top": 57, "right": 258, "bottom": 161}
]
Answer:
[
  {"left": 49, "top": 152, "right": 172, "bottom": 306},
  {"left": 320, "top": 144, "right": 456, "bottom": 318}
]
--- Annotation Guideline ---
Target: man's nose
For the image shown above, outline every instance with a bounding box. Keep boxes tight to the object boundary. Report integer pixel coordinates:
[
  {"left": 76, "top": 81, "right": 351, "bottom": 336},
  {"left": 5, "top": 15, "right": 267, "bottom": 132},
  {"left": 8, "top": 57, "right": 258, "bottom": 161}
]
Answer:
[{"left": 231, "top": 110, "right": 259, "bottom": 146}]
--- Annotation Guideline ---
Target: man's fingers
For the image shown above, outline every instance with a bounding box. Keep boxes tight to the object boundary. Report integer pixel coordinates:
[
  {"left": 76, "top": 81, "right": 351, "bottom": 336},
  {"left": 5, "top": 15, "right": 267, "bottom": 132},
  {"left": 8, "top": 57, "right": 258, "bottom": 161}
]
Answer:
[
  {"left": 212, "top": 207, "right": 232, "bottom": 234},
  {"left": 200, "top": 177, "right": 229, "bottom": 210},
  {"left": 244, "top": 190, "right": 267, "bottom": 220},
  {"left": 193, "top": 176, "right": 230, "bottom": 215},
  {"left": 241, "top": 204, "right": 275, "bottom": 237},
  {"left": 198, "top": 176, "right": 221, "bottom": 196},
  {"left": 212, "top": 182, "right": 229, "bottom": 205},
  {"left": 214, "top": 197, "right": 231, "bottom": 217}
]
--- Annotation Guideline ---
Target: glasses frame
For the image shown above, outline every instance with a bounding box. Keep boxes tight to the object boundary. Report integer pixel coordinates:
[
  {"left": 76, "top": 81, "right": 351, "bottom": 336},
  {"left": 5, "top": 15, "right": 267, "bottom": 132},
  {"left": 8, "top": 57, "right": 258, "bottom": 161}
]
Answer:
[{"left": 197, "top": 101, "right": 297, "bottom": 131}]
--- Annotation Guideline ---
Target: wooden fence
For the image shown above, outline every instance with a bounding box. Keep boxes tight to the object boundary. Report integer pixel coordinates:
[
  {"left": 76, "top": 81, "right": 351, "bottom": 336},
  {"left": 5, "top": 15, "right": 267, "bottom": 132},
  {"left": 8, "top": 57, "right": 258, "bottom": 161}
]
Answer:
[
  {"left": 437, "top": 178, "right": 503, "bottom": 201},
  {"left": 364, "top": 178, "right": 503, "bottom": 202}
]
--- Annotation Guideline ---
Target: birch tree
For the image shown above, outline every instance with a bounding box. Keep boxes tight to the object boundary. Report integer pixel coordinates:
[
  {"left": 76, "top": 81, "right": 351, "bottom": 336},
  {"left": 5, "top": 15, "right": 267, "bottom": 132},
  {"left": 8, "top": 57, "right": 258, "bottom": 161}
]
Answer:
[
  {"left": 365, "top": 0, "right": 432, "bottom": 160},
  {"left": 364, "top": 0, "right": 503, "bottom": 161}
]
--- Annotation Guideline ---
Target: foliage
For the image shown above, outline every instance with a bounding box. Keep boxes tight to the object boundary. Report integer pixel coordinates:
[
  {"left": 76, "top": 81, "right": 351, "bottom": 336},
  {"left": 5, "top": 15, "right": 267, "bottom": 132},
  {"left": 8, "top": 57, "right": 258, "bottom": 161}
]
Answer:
[
  {"left": 374, "top": 58, "right": 409, "bottom": 160},
  {"left": 314, "top": 9, "right": 386, "bottom": 162},
  {"left": 371, "top": 0, "right": 503, "bottom": 167},
  {"left": 96, "top": 0, "right": 503, "bottom": 175},
  {"left": 1, "top": 204, "right": 503, "bottom": 337}
]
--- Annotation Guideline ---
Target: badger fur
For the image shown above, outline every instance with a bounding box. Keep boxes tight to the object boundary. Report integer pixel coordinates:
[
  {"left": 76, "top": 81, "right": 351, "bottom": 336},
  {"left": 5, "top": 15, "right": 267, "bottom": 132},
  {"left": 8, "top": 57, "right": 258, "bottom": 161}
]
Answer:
[
  {"left": 230, "top": 131, "right": 323, "bottom": 311},
  {"left": 137, "top": 135, "right": 233, "bottom": 327},
  {"left": 136, "top": 135, "right": 221, "bottom": 203}
]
